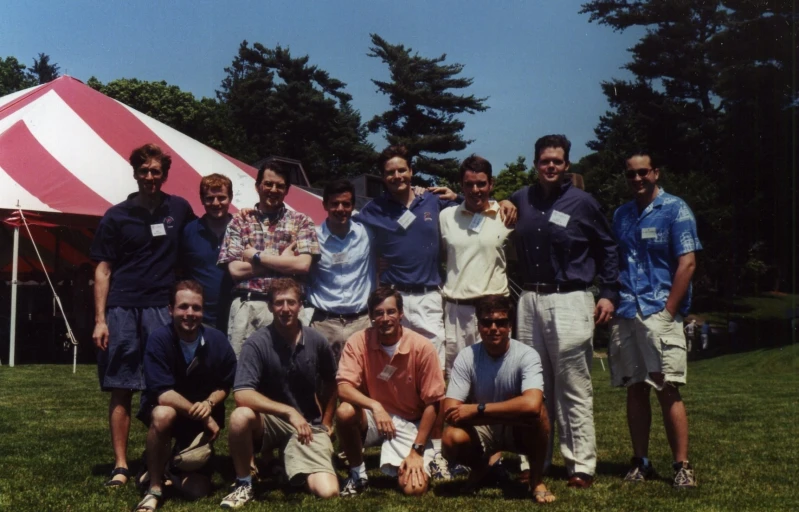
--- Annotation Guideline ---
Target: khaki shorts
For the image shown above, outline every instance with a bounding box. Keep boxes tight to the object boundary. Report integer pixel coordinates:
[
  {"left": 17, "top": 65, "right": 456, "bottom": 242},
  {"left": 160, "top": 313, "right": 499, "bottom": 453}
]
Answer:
[
  {"left": 472, "top": 424, "right": 528, "bottom": 458},
  {"left": 363, "top": 411, "right": 435, "bottom": 477},
  {"left": 609, "top": 309, "right": 688, "bottom": 389},
  {"left": 259, "top": 413, "right": 335, "bottom": 485}
]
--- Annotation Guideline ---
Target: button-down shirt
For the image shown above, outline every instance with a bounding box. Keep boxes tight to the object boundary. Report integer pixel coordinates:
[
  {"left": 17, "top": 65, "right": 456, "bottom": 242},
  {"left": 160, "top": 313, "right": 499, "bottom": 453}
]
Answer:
[
  {"left": 181, "top": 215, "right": 234, "bottom": 328},
  {"left": 354, "top": 191, "right": 459, "bottom": 287},
  {"left": 510, "top": 179, "right": 618, "bottom": 301},
  {"left": 307, "top": 220, "right": 376, "bottom": 314},
  {"left": 234, "top": 325, "right": 337, "bottom": 425},
  {"left": 217, "top": 206, "right": 320, "bottom": 293},
  {"left": 613, "top": 188, "right": 702, "bottom": 318}
]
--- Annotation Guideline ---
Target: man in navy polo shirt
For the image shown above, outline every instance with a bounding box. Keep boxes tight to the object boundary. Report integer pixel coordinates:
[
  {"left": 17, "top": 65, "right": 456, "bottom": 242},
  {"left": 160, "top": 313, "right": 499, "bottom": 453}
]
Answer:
[
  {"left": 134, "top": 280, "right": 237, "bottom": 511},
  {"left": 308, "top": 179, "right": 375, "bottom": 360},
  {"left": 509, "top": 134, "right": 618, "bottom": 488},
  {"left": 609, "top": 152, "right": 701, "bottom": 488},
  {"left": 90, "top": 143, "right": 195, "bottom": 487},
  {"left": 181, "top": 173, "right": 235, "bottom": 332}
]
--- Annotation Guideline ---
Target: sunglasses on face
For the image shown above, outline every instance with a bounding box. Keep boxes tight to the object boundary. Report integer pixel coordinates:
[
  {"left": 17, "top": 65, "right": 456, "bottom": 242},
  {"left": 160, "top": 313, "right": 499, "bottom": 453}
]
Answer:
[
  {"left": 625, "top": 168, "right": 652, "bottom": 179},
  {"left": 478, "top": 318, "right": 511, "bottom": 328}
]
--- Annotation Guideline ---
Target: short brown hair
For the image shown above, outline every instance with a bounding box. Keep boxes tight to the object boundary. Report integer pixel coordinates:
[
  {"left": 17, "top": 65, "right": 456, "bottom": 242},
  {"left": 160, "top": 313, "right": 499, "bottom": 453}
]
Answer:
[
  {"left": 368, "top": 286, "right": 404, "bottom": 315},
  {"left": 170, "top": 280, "right": 204, "bottom": 307},
  {"left": 200, "top": 173, "right": 233, "bottom": 199},
  {"left": 377, "top": 145, "right": 411, "bottom": 173},
  {"left": 459, "top": 154, "right": 493, "bottom": 181},
  {"left": 129, "top": 143, "right": 172, "bottom": 176},
  {"left": 475, "top": 295, "right": 515, "bottom": 322},
  {"left": 268, "top": 278, "right": 303, "bottom": 303}
]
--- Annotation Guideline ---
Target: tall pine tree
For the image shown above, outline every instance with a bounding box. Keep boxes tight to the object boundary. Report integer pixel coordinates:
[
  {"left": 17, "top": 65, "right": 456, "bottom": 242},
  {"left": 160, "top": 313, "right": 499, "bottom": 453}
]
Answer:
[{"left": 367, "top": 34, "right": 488, "bottom": 184}]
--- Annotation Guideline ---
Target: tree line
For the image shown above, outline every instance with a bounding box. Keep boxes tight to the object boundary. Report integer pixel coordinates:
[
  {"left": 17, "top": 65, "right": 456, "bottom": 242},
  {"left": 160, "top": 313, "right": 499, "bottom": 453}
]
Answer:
[{"left": 1, "top": 2, "right": 796, "bottom": 294}]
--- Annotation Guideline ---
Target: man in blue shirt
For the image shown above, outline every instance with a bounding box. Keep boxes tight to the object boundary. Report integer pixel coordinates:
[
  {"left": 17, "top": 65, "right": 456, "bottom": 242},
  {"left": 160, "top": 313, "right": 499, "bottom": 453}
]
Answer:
[
  {"left": 609, "top": 152, "right": 701, "bottom": 489},
  {"left": 90, "top": 143, "right": 195, "bottom": 487},
  {"left": 180, "top": 174, "right": 235, "bottom": 332},
  {"left": 509, "top": 134, "right": 618, "bottom": 488},
  {"left": 308, "top": 179, "right": 375, "bottom": 360},
  {"left": 134, "top": 280, "right": 237, "bottom": 512}
]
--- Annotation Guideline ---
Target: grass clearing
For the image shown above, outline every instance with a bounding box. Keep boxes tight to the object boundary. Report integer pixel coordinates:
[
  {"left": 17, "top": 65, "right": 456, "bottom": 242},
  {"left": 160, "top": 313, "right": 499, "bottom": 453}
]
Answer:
[{"left": 1, "top": 345, "right": 797, "bottom": 511}]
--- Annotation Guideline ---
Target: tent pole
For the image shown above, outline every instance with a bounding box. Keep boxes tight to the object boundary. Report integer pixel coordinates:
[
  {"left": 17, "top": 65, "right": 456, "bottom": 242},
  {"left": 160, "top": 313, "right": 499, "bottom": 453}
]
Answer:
[{"left": 9, "top": 225, "right": 20, "bottom": 367}]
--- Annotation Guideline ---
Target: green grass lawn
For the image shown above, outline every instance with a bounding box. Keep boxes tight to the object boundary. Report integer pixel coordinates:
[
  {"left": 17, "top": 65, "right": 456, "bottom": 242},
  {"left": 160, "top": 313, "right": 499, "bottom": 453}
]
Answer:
[{"left": 1, "top": 345, "right": 798, "bottom": 512}]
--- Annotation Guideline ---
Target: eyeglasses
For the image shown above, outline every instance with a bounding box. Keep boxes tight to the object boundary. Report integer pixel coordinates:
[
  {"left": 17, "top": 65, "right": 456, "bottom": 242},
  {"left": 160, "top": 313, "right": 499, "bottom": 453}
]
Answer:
[
  {"left": 478, "top": 318, "right": 511, "bottom": 329},
  {"left": 625, "top": 168, "right": 653, "bottom": 179}
]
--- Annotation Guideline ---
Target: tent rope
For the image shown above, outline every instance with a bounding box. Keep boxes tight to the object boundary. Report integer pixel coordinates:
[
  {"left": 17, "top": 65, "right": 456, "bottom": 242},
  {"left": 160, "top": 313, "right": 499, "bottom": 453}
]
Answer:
[{"left": 16, "top": 209, "right": 78, "bottom": 348}]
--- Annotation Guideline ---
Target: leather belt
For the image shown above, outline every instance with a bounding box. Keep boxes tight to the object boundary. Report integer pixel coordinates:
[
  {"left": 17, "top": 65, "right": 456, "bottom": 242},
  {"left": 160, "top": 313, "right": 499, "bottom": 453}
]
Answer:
[
  {"left": 444, "top": 297, "right": 480, "bottom": 306},
  {"left": 312, "top": 309, "right": 368, "bottom": 322},
  {"left": 389, "top": 284, "right": 439, "bottom": 294},
  {"left": 522, "top": 282, "right": 588, "bottom": 294}
]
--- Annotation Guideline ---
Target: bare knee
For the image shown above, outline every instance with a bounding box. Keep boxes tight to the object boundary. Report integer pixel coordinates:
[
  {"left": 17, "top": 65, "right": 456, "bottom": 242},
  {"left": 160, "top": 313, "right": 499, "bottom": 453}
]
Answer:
[
  {"left": 150, "top": 406, "right": 177, "bottom": 432},
  {"left": 335, "top": 402, "right": 359, "bottom": 425},
  {"left": 400, "top": 478, "right": 429, "bottom": 496},
  {"left": 229, "top": 407, "right": 258, "bottom": 434},
  {"left": 306, "top": 473, "right": 339, "bottom": 499},
  {"left": 442, "top": 426, "right": 472, "bottom": 460}
]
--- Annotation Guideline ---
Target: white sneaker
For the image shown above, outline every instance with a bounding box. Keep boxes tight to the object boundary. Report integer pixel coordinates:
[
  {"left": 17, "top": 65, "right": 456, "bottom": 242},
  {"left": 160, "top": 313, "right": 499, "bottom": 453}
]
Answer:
[{"left": 220, "top": 482, "right": 254, "bottom": 509}]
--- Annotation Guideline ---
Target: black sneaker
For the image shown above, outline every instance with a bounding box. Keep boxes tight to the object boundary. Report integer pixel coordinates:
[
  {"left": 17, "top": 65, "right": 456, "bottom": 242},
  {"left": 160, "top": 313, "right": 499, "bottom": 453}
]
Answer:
[
  {"left": 672, "top": 461, "right": 697, "bottom": 489},
  {"left": 340, "top": 476, "right": 369, "bottom": 497},
  {"left": 624, "top": 457, "right": 654, "bottom": 482}
]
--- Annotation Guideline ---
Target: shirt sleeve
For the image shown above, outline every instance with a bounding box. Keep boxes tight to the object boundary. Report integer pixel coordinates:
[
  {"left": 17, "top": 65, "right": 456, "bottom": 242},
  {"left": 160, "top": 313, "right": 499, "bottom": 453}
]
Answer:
[
  {"left": 89, "top": 214, "right": 117, "bottom": 263},
  {"left": 336, "top": 332, "right": 364, "bottom": 388},
  {"left": 294, "top": 214, "right": 321, "bottom": 256},
  {"left": 586, "top": 197, "right": 620, "bottom": 302},
  {"left": 445, "top": 349, "right": 473, "bottom": 402},
  {"left": 416, "top": 342, "right": 446, "bottom": 405},
  {"left": 143, "top": 330, "right": 176, "bottom": 397},
  {"left": 233, "top": 336, "right": 264, "bottom": 391},
  {"left": 218, "top": 214, "right": 244, "bottom": 265},
  {"left": 670, "top": 200, "right": 702, "bottom": 257},
  {"left": 519, "top": 348, "right": 545, "bottom": 393}
]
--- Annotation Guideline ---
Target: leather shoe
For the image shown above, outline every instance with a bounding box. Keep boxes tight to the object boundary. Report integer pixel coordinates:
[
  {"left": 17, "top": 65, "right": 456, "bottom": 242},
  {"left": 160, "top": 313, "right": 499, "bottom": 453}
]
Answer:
[
  {"left": 518, "top": 469, "right": 530, "bottom": 484},
  {"left": 567, "top": 474, "right": 594, "bottom": 488}
]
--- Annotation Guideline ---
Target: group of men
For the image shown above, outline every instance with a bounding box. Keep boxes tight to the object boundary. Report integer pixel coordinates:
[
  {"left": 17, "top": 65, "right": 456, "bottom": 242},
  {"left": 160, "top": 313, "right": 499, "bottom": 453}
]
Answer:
[{"left": 89, "top": 134, "right": 701, "bottom": 510}]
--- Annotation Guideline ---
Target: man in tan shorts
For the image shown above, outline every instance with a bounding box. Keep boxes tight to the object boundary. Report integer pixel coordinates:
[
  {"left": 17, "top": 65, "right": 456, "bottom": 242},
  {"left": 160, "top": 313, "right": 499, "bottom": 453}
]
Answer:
[{"left": 220, "top": 279, "right": 339, "bottom": 508}]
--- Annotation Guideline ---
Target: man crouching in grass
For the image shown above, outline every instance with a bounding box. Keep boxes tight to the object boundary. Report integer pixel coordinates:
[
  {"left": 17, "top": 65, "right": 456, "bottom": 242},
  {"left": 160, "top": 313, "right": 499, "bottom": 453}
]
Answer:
[
  {"left": 220, "top": 278, "right": 339, "bottom": 509},
  {"left": 442, "top": 295, "right": 555, "bottom": 504},
  {"left": 335, "top": 286, "right": 445, "bottom": 497},
  {"left": 134, "top": 280, "right": 237, "bottom": 512}
]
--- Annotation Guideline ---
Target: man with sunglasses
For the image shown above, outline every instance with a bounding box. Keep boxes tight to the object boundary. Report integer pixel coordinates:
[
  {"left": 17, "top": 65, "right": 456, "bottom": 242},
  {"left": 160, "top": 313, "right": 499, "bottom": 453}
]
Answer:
[
  {"left": 442, "top": 295, "right": 555, "bottom": 503},
  {"left": 508, "top": 134, "right": 618, "bottom": 488},
  {"left": 91, "top": 143, "right": 196, "bottom": 487},
  {"left": 609, "top": 153, "right": 701, "bottom": 488},
  {"left": 218, "top": 159, "right": 320, "bottom": 357}
]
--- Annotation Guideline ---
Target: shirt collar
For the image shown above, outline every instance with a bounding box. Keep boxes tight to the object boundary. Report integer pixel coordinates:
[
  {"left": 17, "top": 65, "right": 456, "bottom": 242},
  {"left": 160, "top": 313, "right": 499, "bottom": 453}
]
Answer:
[
  {"left": 459, "top": 200, "right": 500, "bottom": 216},
  {"left": 318, "top": 219, "right": 355, "bottom": 243},
  {"left": 367, "top": 327, "right": 410, "bottom": 355}
]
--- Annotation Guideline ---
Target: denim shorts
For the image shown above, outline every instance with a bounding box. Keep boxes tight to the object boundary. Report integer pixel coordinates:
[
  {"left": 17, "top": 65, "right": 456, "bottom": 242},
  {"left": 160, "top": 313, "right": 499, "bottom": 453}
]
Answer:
[{"left": 97, "top": 306, "right": 170, "bottom": 391}]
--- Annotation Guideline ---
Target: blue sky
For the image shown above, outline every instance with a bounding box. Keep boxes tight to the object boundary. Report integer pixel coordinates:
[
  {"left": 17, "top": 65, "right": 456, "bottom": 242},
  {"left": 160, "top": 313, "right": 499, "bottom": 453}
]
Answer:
[{"left": 2, "top": 0, "right": 642, "bottom": 170}]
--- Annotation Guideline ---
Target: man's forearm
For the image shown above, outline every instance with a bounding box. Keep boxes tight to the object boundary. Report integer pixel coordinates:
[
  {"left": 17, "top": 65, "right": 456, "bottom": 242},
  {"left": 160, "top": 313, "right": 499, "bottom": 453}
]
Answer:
[
  {"left": 93, "top": 262, "right": 111, "bottom": 322},
  {"left": 413, "top": 402, "right": 439, "bottom": 445},
  {"left": 228, "top": 260, "right": 266, "bottom": 281},
  {"left": 338, "top": 382, "right": 381, "bottom": 412},
  {"left": 234, "top": 389, "right": 296, "bottom": 420},
  {"left": 158, "top": 390, "right": 197, "bottom": 417},
  {"left": 207, "top": 389, "right": 228, "bottom": 407},
  {"left": 259, "top": 253, "right": 312, "bottom": 275},
  {"left": 665, "top": 253, "right": 696, "bottom": 316}
]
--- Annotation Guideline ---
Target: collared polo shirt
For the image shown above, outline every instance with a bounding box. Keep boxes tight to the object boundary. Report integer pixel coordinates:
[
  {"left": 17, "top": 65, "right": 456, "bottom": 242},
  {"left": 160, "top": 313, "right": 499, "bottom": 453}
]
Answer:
[
  {"left": 139, "top": 325, "right": 237, "bottom": 427},
  {"left": 510, "top": 179, "right": 619, "bottom": 301},
  {"left": 234, "top": 325, "right": 337, "bottom": 425},
  {"left": 613, "top": 188, "right": 702, "bottom": 318},
  {"left": 337, "top": 327, "right": 446, "bottom": 421},
  {"left": 217, "top": 205, "right": 320, "bottom": 293},
  {"left": 354, "top": 191, "right": 459, "bottom": 287},
  {"left": 440, "top": 201, "right": 513, "bottom": 299},
  {"left": 308, "top": 220, "right": 376, "bottom": 314},
  {"left": 181, "top": 215, "right": 234, "bottom": 328},
  {"left": 90, "top": 192, "right": 195, "bottom": 308}
]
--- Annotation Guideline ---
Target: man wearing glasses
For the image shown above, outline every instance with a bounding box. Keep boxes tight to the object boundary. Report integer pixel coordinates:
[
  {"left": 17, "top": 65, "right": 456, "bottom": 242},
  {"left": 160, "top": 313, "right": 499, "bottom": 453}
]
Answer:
[
  {"left": 441, "top": 295, "right": 555, "bottom": 503},
  {"left": 218, "top": 159, "right": 320, "bottom": 357},
  {"left": 609, "top": 153, "right": 701, "bottom": 488},
  {"left": 508, "top": 134, "right": 618, "bottom": 488},
  {"left": 90, "top": 143, "right": 195, "bottom": 487}
]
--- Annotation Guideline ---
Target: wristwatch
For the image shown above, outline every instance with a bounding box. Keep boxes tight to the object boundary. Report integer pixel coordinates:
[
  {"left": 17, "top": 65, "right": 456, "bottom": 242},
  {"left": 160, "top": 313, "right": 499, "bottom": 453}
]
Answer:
[
  {"left": 477, "top": 403, "right": 486, "bottom": 416},
  {"left": 251, "top": 251, "right": 261, "bottom": 265},
  {"left": 205, "top": 399, "right": 215, "bottom": 408},
  {"left": 412, "top": 443, "right": 425, "bottom": 455}
]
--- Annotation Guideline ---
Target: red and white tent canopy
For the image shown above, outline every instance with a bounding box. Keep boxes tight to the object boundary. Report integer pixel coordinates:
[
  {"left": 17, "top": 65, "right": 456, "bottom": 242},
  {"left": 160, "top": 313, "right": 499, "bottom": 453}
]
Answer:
[{"left": 0, "top": 76, "right": 326, "bottom": 226}]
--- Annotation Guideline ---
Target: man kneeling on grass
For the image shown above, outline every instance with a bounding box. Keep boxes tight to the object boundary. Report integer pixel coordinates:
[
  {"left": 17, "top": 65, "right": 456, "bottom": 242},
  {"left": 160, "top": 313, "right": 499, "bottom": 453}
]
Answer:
[
  {"left": 221, "top": 278, "right": 339, "bottom": 508},
  {"left": 134, "top": 280, "right": 237, "bottom": 512},
  {"left": 442, "top": 295, "right": 555, "bottom": 504},
  {"left": 336, "top": 286, "right": 446, "bottom": 497}
]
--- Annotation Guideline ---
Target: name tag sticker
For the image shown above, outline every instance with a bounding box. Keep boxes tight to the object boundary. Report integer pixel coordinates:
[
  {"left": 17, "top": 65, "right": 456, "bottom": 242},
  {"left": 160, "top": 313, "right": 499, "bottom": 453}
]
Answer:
[
  {"left": 150, "top": 223, "right": 166, "bottom": 236},
  {"left": 641, "top": 227, "right": 657, "bottom": 240},
  {"left": 397, "top": 210, "right": 416, "bottom": 230},
  {"left": 468, "top": 213, "right": 485, "bottom": 233},
  {"left": 377, "top": 365, "right": 397, "bottom": 381},
  {"left": 549, "top": 210, "right": 570, "bottom": 227},
  {"left": 331, "top": 252, "right": 348, "bottom": 265}
]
